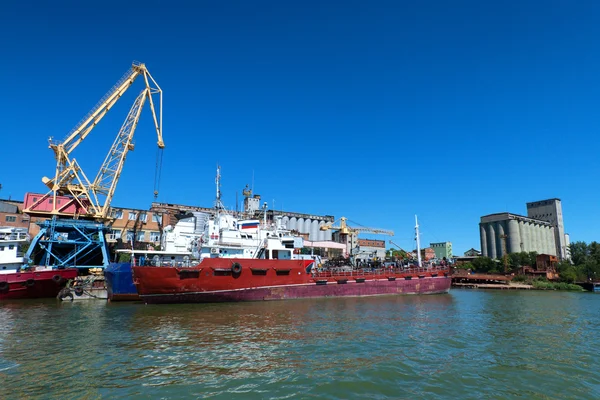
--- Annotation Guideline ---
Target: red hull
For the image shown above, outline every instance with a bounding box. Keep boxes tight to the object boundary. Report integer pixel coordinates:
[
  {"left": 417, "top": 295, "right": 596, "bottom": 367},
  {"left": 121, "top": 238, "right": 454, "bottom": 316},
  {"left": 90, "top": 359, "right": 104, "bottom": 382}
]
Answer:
[
  {"left": 0, "top": 268, "right": 78, "bottom": 300},
  {"left": 132, "top": 259, "right": 451, "bottom": 304}
]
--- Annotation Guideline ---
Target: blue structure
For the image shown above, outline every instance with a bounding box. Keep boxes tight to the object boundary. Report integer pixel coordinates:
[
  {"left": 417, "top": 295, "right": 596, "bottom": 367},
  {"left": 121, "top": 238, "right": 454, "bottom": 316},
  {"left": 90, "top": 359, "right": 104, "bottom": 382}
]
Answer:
[
  {"left": 26, "top": 217, "right": 110, "bottom": 269},
  {"left": 104, "top": 262, "right": 138, "bottom": 300}
]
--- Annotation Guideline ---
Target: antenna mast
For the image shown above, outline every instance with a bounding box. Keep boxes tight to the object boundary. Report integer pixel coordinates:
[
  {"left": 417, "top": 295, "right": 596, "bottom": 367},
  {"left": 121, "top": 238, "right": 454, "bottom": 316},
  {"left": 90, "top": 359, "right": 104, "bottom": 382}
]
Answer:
[
  {"left": 214, "top": 165, "right": 224, "bottom": 212},
  {"left": 415, "top": 215, "right": 422, "bottom": 268}
]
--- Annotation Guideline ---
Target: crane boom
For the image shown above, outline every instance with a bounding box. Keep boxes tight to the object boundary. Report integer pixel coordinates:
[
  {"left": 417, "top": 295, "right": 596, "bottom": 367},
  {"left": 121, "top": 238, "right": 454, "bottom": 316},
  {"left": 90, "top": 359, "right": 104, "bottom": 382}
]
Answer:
[
  {"left": 319, "top": 216, "right": 394, "bottom": 236},
  {"left": 24, "top": 61, "right": 164, "bottom": 220},
  {"left": 58, "top": 64, "right": 144, "bottom": 154}
]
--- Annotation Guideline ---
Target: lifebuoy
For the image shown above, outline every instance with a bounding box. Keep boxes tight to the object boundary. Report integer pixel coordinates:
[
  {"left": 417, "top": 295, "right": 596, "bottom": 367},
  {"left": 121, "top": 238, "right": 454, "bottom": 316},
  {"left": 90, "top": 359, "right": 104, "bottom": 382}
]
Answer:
[
  {"left": 231, "top": 262, "right": 242, "bottom": 274},
  {"left": 0, "top": 281, "right": 9, "bottom": 293},
  {"left": 52, "top": 275, "right": 63, "bottom": 284},
  {"left": 74, "top": 287, "right": 84, "bottom": 296},
  {"left": 24, "top": 279, "right": 35, "bottom": 287}
]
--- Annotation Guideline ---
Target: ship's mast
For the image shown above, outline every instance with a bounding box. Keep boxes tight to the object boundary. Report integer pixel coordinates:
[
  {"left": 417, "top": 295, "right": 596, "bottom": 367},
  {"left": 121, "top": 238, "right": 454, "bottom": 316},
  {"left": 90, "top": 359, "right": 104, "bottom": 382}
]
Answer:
[
  {"left": 215, "top": 165, "right": 222, "bottom": 210},
  {"left": 415, "top": 215, "right": 422, "bottom": 268},
  {"left": 213, "top": 165, "right": 225, "bottom": 231}
]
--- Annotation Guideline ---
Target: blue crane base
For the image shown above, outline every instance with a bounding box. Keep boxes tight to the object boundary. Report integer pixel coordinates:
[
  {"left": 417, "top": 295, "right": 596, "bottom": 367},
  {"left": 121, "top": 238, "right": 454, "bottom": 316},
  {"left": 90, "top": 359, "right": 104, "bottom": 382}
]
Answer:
[{"left": 25, "top": 217, "right": 110, "bottom": 269}]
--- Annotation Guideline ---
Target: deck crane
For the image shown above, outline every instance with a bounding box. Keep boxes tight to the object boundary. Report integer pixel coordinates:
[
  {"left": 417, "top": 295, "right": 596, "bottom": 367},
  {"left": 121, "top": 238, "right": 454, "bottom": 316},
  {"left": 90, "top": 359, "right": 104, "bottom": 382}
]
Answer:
[
  {"left": 24, "top": 61, "right": 164, "bottom": 221},
  {"left": 22, "top": 62, "right": 164, "bottom": 270},
  {"left": 319, "top": 217, "right": 394, "bottom": 263}
]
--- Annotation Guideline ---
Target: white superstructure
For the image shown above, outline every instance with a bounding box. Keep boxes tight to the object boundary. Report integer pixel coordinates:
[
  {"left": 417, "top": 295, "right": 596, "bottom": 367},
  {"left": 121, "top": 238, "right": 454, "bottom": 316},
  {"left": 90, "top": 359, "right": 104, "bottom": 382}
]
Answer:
[
  {"left": 0, "top": 227, "right": 29, "bottom": 273},
  {"left": 125, "top": 167, "right": 304, "bottom": 267}
]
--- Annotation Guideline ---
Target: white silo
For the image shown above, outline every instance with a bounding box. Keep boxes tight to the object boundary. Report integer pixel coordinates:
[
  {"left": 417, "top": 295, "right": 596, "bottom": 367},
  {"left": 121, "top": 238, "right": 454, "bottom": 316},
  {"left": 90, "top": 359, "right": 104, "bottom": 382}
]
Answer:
[
  {"left": 318, "top": 221, "right": 326, "bottom": 241},
  {"left": 297, "top": 218, "right": 305, "bottom": 234},
  {"left": 310, "top": 219, "right": 319, "bottom": 241},
  {"left": 303, "top": 218, "right": 312, "bottom": 235}
]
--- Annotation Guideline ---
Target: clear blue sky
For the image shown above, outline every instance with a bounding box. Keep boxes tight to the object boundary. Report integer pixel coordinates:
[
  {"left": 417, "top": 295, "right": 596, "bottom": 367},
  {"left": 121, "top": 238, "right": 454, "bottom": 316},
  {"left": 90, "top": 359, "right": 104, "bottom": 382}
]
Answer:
[{"left": 1, "top": 0, "right": 599, "bottom": 254}]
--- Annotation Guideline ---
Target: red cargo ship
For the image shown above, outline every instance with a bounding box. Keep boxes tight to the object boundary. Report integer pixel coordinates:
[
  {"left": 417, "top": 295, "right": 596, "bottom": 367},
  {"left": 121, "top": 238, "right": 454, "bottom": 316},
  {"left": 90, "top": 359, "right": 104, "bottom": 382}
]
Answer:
[
  {"left": 132, "top": 259, "right": 451, "bottom": 304},
  {"left": 0, "top": 268, "right": 78, "bottom": 300},
  {"left": 132, "top": 214, "right": 451, "bottom": 304}
]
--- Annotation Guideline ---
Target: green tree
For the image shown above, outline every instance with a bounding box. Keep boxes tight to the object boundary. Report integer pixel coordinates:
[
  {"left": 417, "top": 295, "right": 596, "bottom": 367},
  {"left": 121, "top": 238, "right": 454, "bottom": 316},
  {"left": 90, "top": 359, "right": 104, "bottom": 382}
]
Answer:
[
  {"left": 508, "top": 253, "right": 521, "bottom": 268},
  {"left": 569, "top": 241, "right": 589, "bottom": 266},
  {"left": 589, "top": 242, "right": 600, "bottom": 265},
  {"left": 455, "top": 262, "right": 473, "bottom": 270},
  {"left": 527, "top": 251, "right": 539, "bottom": 267},
  {"left": 472, "top": 256, "right": 498, "bottom": 273},
  {"left": 559, "top": 267, "right": 577, "bottom": 283}
]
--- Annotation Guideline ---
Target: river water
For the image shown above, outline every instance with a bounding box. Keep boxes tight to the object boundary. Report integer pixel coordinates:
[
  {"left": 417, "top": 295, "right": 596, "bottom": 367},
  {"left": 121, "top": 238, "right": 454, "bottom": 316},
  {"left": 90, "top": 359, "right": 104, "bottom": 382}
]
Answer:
[{"left": 1, "top": 290, "right": 599, "bottom": 399}]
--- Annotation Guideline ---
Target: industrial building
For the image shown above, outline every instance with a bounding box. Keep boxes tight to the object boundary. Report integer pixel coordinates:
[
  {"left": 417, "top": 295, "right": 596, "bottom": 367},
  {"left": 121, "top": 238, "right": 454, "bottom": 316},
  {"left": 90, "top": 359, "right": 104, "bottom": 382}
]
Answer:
[
  {"left": 355, "top": 239, "right": 387, "bottom": 261},
  {"left": 151, "top": 192, "right": 335, "bottom": 242},
  {"left": 526, "top": 199, "right": 570, "bottom": 260},
  {"left": 108, "top": 207, "right": 164, "bottom": 247},
  {"left": 479, "top": 198, "right": 570, "bottom": 261},
  {"left": 430, "top": 242, "right": 452, "bottom": 260}
]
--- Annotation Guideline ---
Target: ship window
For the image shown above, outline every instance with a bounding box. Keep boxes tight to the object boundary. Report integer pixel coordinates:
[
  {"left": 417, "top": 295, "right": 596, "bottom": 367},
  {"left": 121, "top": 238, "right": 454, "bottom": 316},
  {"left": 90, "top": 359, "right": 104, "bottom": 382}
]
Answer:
[
  {"left": 0, "top": 246, "right": 3, "bottom": 251},
  {"left": 272, "top": 250, "right": 291, "bottom": 260},
  {"left": 5, "top": 216, "right": 16, "bottom": 222},
  {"left": 9, "top": 245, "right": 14, "bottom": 250}
]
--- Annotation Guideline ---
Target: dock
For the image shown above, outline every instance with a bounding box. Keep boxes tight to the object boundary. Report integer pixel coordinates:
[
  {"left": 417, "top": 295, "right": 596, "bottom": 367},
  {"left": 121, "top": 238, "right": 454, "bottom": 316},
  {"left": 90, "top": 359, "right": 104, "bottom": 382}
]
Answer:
[{"left": 452, "top": 282, "right": 533, "bottom": 290}]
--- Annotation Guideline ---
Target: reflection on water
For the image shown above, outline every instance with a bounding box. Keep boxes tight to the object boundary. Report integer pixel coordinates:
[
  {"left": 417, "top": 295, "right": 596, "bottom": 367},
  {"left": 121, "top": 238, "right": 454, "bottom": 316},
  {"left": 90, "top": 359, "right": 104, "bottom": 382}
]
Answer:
[{"left": 1, "top": 292, "right": 599, "bottom": 399}]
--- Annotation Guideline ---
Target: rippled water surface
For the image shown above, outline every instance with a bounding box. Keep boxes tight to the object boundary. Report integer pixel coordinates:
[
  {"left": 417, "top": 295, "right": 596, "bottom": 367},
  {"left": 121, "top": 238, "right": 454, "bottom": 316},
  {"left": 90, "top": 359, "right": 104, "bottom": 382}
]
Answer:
[{"left": 1, "top": 290, "right": 600, "bottom": 399}]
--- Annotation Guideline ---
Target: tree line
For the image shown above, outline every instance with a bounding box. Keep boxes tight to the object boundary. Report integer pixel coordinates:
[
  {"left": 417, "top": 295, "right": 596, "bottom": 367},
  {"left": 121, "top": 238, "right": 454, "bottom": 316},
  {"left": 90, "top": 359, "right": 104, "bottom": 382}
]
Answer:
[{"left": 456, "top": 241, "right": 600, "bottom": 283}]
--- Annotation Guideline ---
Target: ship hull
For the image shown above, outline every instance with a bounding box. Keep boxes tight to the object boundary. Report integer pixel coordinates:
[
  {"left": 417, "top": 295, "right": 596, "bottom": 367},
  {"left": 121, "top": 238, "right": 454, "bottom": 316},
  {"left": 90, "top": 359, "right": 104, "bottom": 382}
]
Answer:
[
  {"left": 132, "top": 259, "right": 451, "bottom": 305},
  {"left": 0, "top": 268, "right": 78, "bottom": 300},
  {"left": 104, "top": 262, "right": 140, "bottom": 301}
]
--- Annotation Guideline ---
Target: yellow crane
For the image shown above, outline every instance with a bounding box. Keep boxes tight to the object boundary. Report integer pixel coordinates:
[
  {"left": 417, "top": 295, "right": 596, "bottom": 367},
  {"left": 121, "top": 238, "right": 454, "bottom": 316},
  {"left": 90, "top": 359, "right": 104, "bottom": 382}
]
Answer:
[
  {"left": 320, "top": 217, "right": 394, "bottom": 236},
  {"left": 320, "top": 217, "right": 394, "bottom": 261},
  {"left": 24, "top": 61, "right": 164, "bottom": 220}
]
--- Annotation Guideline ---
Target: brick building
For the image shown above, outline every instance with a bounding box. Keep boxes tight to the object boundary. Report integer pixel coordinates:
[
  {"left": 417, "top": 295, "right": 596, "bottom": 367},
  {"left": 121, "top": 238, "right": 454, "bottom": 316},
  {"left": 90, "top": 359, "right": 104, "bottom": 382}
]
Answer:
[
  {"left": 0, "top": 199, "right": 30, "bottom": 230},
  {"left": 108, "top": 207, "right": 163, "bottom": 247}
]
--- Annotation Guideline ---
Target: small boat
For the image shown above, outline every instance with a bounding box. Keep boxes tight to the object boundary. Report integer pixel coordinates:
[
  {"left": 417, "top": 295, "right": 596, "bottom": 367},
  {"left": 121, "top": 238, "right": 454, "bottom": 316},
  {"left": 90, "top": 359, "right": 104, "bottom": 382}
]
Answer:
[
  {"left": 131, "top": 216, "right": 451, "bottom": 304},
  {"left": 0, "top": 227, "right": 77, "bottom": 300}
]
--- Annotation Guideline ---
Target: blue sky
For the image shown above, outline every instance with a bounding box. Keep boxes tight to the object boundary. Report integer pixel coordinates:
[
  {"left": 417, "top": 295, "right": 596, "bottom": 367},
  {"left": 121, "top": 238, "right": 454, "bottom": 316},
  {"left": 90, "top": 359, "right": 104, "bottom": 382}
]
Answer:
[{"left": 1, "top": 0, "right": 599, "bottom": 254}]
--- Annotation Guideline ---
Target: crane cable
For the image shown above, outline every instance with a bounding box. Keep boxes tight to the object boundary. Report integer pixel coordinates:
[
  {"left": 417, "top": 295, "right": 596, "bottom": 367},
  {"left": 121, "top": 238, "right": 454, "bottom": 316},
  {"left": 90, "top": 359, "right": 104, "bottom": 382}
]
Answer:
[{"left": 153, "top": 147, "right": 164, "bottom": 199}]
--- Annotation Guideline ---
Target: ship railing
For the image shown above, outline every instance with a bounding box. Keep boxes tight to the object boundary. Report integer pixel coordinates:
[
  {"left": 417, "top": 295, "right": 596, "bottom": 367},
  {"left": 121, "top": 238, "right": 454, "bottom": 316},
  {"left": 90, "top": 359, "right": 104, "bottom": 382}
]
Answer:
[
  {"left": 313, "top": 263, "right": 449, "bottom": 278},
  {"left": 0, "top": 233, "right": 29, "bottom": 241}
]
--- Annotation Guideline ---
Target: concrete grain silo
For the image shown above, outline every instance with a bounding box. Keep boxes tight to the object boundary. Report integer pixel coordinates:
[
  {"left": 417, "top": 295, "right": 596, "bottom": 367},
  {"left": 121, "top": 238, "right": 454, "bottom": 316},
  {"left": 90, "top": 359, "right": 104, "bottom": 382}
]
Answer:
[
  {"left": 310, "top": 220, "right": 319, "bottom": 241},
  {"left": 480, "top": 213, "right": 556, "bottom": 259}
]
